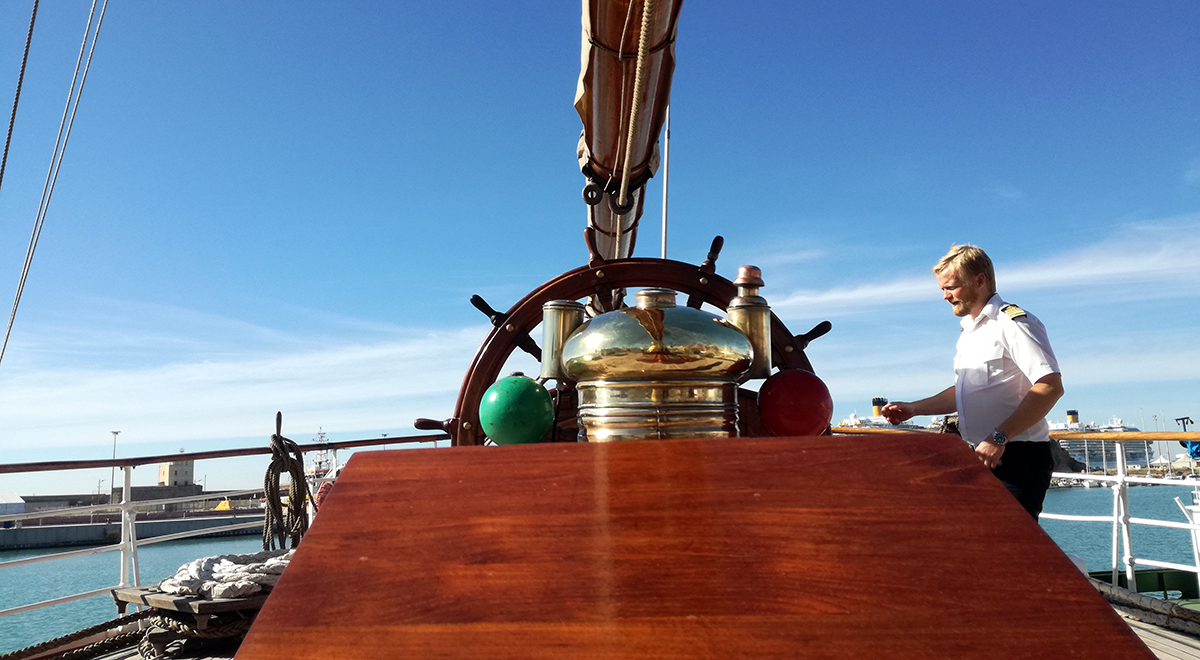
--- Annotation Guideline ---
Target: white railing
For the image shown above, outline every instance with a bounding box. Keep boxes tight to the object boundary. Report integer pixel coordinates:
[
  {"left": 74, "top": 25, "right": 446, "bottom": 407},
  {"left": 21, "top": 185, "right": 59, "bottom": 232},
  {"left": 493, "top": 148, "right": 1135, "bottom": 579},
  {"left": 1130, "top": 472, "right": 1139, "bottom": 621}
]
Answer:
[
  {"left": 0, "top": 432, "right": 443, "bottom": 627},
  {"left": 0, "top": 468, "right": 265, "bottom": 619},
  {"left": 1040, "top": 440, "right": 1200, "bottom": 595}
]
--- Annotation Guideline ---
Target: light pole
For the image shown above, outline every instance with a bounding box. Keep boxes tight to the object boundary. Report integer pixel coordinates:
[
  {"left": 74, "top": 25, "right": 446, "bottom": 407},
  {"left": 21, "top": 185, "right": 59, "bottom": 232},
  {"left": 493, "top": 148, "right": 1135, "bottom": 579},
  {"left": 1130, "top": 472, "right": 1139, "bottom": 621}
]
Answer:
[
  {"left": 109, "top": 431, "right": 120, "bottom": 503},
  {"left": 94, "top": 480, "right": 105, "bottom": 522}
]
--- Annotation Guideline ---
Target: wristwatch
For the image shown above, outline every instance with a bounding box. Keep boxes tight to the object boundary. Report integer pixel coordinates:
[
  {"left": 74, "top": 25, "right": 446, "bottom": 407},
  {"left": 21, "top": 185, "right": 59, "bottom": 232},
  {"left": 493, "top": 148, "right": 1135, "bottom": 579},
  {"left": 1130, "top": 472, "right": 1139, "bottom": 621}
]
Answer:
[{"left": 989, "top": 429, "right": 1008, "bottom": 446}]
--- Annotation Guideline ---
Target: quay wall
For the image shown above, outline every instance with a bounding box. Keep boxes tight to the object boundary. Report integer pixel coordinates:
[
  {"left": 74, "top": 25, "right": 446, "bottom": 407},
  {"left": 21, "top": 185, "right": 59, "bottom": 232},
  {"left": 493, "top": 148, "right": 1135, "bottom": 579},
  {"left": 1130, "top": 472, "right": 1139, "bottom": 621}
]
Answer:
[{"left": 0, "top": 514, "right": 264, "bottom": 550}]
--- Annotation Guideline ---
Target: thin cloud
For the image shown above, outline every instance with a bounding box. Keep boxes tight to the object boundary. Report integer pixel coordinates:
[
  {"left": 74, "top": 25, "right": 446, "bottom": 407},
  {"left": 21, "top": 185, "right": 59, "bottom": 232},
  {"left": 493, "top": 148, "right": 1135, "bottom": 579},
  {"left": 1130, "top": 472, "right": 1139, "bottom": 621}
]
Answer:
[
  {"left": 771, "top": 217, "right": 1200, "bottom": 318},
  {"left": 741, "top": 247, "right": 828, "bottom": 269},
  {"left": 3, "top": 298, "right": 307, "bottom": 370},
  {"left": 771, "top": 276, "right": 934, "bottom": 317},
  {"left": 1001, "top": 219, "right": 1200, "bottom": 290},
  {"left": 0, "top": 327, "right": 490, "bottom": 449}
]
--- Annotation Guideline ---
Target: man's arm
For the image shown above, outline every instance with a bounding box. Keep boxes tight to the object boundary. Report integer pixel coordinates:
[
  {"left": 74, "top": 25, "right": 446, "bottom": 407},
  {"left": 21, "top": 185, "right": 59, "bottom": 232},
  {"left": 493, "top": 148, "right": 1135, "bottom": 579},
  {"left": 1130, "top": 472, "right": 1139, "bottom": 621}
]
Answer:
[
  {"left": 996, "top": 372, "right": 1064, "bottom": 440},
  {"left": 880, "top": 386, "right": 956, "bottom": 425},
  {"left": 974, "top": 373, "right": 1065, "bottom": 468}
]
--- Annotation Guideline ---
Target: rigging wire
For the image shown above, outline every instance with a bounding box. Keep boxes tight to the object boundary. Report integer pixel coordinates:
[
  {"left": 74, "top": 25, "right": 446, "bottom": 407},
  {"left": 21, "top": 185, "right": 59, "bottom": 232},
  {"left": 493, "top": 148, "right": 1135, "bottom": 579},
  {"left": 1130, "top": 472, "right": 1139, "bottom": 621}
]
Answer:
[
  {"left": 0, "top": 0, "right": 39, "bottom": 200},
  {"left": 0, "top": 0, "right": 110, "bottom": 369},
  {"left": 661, "top": 105, "right": 669, "bottom": 259}
]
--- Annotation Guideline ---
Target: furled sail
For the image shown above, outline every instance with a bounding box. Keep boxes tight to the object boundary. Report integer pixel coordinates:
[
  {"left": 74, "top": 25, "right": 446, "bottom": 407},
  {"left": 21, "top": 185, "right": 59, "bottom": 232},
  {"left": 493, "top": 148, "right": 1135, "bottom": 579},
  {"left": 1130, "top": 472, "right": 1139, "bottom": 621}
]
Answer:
[{"left": 575, "top": 0, "right": 683, "bottom": 265}]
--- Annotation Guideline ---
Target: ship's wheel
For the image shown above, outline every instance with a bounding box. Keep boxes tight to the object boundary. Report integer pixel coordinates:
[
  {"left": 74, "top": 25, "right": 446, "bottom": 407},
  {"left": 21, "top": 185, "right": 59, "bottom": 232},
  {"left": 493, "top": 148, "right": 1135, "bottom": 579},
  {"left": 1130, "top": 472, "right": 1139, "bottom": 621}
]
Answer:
[{"left": 415, "top": 255, "right": 830, "bottom": 446}]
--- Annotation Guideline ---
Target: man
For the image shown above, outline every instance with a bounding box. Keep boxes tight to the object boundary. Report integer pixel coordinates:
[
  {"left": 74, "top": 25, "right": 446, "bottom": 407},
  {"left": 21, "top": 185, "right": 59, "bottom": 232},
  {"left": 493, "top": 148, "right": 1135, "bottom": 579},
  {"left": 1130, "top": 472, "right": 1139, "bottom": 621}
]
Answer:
[{"left": 881, "top": 245, "right": 1064, "bottom": 519}]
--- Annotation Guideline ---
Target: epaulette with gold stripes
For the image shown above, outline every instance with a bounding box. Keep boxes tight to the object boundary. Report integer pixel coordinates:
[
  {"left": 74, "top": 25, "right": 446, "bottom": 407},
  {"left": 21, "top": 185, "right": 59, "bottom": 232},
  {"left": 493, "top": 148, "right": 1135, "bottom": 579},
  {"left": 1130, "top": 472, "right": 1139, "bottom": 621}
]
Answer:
[{"left": 1000, "top": 304, "right": 1027, "bottom": 320}]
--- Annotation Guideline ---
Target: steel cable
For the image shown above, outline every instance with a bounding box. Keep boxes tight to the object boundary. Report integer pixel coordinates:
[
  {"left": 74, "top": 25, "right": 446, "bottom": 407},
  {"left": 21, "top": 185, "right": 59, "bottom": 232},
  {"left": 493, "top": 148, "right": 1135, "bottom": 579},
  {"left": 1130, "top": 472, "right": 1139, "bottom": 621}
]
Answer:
[
  {"left": 0, "top": 0, "right": 39, "bottom": 201},
  {"left": 0, "top": 0, "right": 110, "bottom": 369}
]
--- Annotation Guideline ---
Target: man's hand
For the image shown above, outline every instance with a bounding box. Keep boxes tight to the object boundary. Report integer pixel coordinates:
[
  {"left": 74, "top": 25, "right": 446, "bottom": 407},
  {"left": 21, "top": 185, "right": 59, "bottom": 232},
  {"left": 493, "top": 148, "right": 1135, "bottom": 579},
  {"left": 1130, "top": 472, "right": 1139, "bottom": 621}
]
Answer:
[
  {"left": 975, "top": 440, "right": 1005, "bottom": 469},
  {"left": 880, "top": 386, "right": 956, "bottom": 426},
  {"left": 880, "top": 402, "right": 915, "bottom": 425}
]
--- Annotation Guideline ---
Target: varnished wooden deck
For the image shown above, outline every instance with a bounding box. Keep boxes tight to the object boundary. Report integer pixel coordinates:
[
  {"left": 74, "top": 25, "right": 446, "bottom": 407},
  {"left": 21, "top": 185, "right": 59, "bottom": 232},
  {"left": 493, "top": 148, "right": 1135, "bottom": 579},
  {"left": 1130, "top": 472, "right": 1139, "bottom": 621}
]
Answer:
[{"left": 236, "top": 435, "right": 1156, "bottom": 659}]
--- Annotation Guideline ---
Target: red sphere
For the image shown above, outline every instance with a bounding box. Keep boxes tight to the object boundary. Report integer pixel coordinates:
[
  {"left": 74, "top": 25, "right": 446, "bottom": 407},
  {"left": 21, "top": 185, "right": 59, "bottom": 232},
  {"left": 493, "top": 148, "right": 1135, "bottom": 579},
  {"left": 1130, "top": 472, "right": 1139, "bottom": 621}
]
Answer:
[{"left": 758, "top": 368, "right": 834, "bottom": 436}]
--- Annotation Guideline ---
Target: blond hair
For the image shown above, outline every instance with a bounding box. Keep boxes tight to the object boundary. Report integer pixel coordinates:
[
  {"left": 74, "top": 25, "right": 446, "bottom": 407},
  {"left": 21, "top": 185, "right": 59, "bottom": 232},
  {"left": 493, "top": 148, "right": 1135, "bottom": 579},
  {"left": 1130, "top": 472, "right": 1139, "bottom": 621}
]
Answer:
[{"left": 933, "top": 244, "right": 996, "bottom": 293}]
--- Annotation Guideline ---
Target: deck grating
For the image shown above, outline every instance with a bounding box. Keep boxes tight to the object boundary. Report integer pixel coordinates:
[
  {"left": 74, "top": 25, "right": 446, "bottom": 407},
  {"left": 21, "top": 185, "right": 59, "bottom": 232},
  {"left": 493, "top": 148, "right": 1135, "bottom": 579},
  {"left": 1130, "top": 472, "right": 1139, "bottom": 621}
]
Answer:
[{"left": 1125, "top": 617, "right": 1200, "bottom": 660}]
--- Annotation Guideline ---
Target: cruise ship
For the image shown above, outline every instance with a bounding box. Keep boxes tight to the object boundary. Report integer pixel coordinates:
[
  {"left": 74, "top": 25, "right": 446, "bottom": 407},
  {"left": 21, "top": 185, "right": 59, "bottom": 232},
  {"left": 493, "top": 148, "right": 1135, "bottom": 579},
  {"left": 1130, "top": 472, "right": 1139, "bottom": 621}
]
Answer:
[
  {"left": 1050, "top": 409, "right": 1153, "bottom": 470},
  {"left": 836, "top": 397, "right": 936, "bottom": 432}
]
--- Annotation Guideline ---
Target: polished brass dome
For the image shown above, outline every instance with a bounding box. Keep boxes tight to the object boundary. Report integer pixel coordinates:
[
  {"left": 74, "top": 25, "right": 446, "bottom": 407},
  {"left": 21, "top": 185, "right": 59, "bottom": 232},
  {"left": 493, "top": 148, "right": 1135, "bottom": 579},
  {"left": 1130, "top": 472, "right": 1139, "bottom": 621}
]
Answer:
[
  {"left": 561, "top": 288, "right": 752, "bottom": 383},
  {"left": 558, "top": 288, "right": 753, "bottom": 442}
]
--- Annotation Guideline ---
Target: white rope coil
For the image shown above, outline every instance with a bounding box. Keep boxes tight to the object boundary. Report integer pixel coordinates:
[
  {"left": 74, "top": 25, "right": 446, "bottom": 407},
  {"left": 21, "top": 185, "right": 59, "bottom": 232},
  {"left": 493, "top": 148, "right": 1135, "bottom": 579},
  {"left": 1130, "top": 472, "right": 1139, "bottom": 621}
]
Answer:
[{"left": 158, "top": 549, "right": 293, "bottom": 600}]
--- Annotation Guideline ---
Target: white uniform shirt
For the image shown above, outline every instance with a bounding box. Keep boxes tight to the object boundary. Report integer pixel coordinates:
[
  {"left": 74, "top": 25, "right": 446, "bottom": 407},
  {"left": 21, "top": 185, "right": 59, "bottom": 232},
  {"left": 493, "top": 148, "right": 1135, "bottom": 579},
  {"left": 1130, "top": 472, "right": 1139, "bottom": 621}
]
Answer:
[{"left": 954, "top": 294, "right": 1059, "bottom": 445}]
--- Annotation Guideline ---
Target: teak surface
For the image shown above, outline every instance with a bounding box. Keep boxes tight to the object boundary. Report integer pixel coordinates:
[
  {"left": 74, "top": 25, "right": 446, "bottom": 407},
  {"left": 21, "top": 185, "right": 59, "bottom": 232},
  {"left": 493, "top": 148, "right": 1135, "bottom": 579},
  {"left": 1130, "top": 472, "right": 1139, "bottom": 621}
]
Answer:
[{"left": 236, "top": 435, "right": 1154, "bottom": 659}]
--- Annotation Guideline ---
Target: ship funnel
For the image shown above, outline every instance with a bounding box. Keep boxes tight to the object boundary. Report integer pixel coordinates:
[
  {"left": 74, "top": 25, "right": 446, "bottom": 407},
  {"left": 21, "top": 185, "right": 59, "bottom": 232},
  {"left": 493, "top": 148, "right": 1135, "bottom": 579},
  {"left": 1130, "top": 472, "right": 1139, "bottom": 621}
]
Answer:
[
  {"left": 1067, "top": 409, "right": 1079, "bottom": 424},
  {"left": 872, "top": 397, "right": 888, "bottom": 417}
]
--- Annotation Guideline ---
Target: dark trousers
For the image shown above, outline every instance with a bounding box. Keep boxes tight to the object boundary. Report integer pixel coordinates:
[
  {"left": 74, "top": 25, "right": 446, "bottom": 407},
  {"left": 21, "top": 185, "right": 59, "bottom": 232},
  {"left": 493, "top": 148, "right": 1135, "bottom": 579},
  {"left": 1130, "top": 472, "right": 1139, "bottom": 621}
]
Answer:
[{"left": 992, "top": 441, "right": 1054, "bottom": 520}]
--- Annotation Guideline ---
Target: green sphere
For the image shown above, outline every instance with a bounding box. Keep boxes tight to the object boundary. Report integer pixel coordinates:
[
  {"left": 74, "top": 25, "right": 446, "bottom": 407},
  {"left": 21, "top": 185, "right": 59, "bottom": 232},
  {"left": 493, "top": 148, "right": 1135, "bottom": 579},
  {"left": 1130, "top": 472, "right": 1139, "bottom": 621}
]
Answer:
[{"left": 478, "top": 373, "right": 554, "bottom": 445}]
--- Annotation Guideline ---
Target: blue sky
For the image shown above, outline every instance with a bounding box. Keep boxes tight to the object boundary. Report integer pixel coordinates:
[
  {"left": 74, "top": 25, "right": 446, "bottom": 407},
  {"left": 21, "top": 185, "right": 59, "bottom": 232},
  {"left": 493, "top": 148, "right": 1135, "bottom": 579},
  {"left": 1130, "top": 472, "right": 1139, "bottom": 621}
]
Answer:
[{"left": 0, "top": 1, "right": 1198, "bottom": 494}]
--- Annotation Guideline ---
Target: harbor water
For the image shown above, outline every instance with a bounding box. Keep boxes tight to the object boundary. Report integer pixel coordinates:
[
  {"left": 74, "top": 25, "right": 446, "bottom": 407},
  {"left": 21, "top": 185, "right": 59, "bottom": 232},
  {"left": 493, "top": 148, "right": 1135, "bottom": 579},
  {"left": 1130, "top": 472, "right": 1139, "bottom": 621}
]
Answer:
[
  {"left": 1, "top": 535, "right": 263, "bottom": 654},
  {"left": 3, "top": 485, "right": 1199, "bottom": 654},
  {"left": 1040, "top": 483, "right": 1200, "bottom": 573}
]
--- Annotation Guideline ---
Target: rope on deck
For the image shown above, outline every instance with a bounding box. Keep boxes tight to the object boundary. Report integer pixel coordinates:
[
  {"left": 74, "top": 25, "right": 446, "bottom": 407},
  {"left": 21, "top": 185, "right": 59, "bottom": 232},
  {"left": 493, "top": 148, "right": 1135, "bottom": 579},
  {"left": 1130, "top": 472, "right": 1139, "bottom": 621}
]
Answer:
[
  {"left": 137, "top": 611, "right": 256, "bottom": 659},
  {"left": 0, "top": 608, "right": 152, "bottom": 660},
  {"left": 1090, "top": 577, "right": 1200, "bottom": 637},
  {"left": 55, "top": 631, "right": 142, "bottom": 660}
]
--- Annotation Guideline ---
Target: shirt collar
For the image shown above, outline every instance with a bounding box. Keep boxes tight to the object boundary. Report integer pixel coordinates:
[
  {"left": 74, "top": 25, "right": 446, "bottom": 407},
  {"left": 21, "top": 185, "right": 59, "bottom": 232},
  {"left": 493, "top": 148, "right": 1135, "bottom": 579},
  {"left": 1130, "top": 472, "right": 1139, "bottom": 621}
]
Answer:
[{"left": 961, "top": 293, "right": 1005, "bottom": 330}]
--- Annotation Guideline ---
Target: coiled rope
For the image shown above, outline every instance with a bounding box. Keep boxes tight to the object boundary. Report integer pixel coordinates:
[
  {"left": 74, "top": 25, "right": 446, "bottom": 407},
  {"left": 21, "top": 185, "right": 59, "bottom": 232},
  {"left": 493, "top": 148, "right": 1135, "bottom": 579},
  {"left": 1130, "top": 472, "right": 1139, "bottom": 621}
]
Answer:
[
  {"left": 262, "top": 412, "right": 310, "bottom": 551},
  {"left": 137, "top": 611, "right": 256, "bottom": 659},
  {"left": 151, "top": 611, "right": 256, "bottom": 639}
]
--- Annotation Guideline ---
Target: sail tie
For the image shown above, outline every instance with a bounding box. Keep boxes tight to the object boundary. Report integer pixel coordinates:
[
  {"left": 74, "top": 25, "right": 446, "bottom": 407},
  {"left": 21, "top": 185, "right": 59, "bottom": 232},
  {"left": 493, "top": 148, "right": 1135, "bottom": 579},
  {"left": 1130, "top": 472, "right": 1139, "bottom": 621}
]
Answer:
[{"left": 617, "top": 0, "right": 658, "bottom": 211}]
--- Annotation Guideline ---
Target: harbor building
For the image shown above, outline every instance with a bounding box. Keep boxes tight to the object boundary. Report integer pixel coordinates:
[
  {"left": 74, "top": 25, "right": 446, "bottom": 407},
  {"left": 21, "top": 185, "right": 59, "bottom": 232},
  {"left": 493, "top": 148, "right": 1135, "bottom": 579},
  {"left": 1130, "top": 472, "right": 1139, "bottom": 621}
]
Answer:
[{"left": 159, "top": 456, "right": 195, "bottom": 487}]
